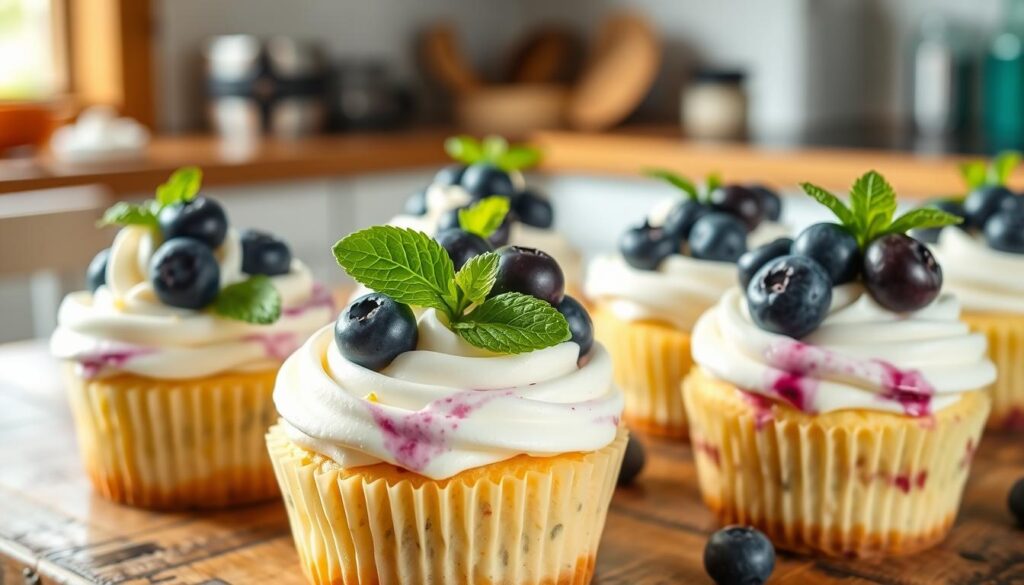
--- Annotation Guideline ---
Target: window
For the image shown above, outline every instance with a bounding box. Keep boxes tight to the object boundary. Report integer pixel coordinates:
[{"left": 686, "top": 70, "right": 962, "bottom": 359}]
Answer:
[{"left": 0, "top": 0, "right": 64, "bottom": 100}]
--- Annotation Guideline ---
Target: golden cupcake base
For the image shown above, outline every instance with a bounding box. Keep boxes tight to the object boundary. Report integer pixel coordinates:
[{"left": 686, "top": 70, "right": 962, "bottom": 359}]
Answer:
[
  {"left": 683, "top": 367, "right": 990, "bottom": 559},
  {"left": 962, "top": 311, "right": 1024, "bottom": 430},
  {"left": 591, "top": 304, "right": 692, "bottom": 439},
  {"left": 63, "top": 364, "right": 280, "bottom": 510},
  {"left": 266, "top": 423, "right": 627, "bottom": 585}
]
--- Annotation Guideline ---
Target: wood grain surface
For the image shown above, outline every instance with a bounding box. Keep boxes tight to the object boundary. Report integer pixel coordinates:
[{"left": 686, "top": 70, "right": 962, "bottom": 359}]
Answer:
[{"left": 1, "top": 340, "right": 1022, "bottom": 585}]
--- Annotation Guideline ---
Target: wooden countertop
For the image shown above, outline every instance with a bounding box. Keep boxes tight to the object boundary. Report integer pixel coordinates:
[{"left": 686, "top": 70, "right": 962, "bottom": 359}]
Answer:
[
  {"left": 2, "top": 340, "right": 1023, "bottom": 584},
  {"left": 0, "top": 128, "right": 998, "bottom": 198}
]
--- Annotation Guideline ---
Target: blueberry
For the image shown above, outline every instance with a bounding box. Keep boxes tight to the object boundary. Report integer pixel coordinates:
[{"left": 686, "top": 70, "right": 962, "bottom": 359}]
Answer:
[
  {"left": 490, "top": 246, "right": 565, "bottom": 305},
  {"left": 709, "top": 184, "right": 765, "bottom": 230},
  {"left": 662, "top": 200, "right": 710, "bottom": 240},
  {"left": 157, "top": 196, "right": 229, "bottom": 249},
  {"left": 984, "top": 210, "right": 1024, "bottom": 254},
  {"left": 1000, "top": 194, "right": 1024, "bottom": 215},
  {"left": 963, "top": 185, "right": 1013, "bottom": 229},
  {"left": 404, "top": 189, "right": 428, "bottom": 216},
  {"left": 149, "top": 238, "right": 221, "bottom": 309},
  {"left": 438, "top": 205, "right": 515, "bottom": 247},
  {"left": 617, "top": 434, "right": 646, "bottom": 486},
  {"left": 459, "top": 163, "right": 515, "bottom": 200},
  {"left": 86, "top": 248, "right": 111, "bottom": 293},
  {"left": 512, "top": 190, "right": 554, "bottom": 229},
  {"left": 792, "top": 223, "right": 860, "bottom": 284},
  {"left": 703, "top": 526, "right": 776, "bottom": 585},
  {"left": 433, "top": 163, "right": 467, "bottom": 187},
  {"left": 737, "top": 238, "right": 792, "bottom": 289},
  {"left": 863, "top": 234, "right": 943, "bottom": 312},
  {"left": 1009, "top": 477, "right": 1024, "bottom": 526},
  {"left": 435, "top": 228, "right": 493, "bottom": 269},
  {"left": 750, "top": 184, "right": 782, "bottom": 222},
  {"left": 912, "top": 199, "right": 967, "bottom": 243},
  {"left": 240, "top": 229, "right": 291, "bottom": 276},
  {"left": 619, "top": 224, "right": 680, "bottom": 271},
  {"left": 556, "top": 295, "right": 594, "bottom": 357},
  {"left": 747, "top": 255, "right": 832, "bottom": 339},
  {"left": 335, "top": 293, "right": 418, "bottom": 371},
  {"left": 689, "top": 213, "right": 748, "bottom": 262}
]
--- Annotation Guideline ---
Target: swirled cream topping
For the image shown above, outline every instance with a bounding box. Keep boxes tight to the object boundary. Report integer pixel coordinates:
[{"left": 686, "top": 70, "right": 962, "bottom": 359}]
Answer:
[
  {"left": 692, "top": 285, "right": 996, "bottom": 416},
  {"left": 274, "top": 310, "right": 624, "bottom": 479},
  {"left": 50, "top": 226, "right": 335, "bottom": 379},
  {"left": 932, "top": 227, "right": 1024, "bottom": 314}
]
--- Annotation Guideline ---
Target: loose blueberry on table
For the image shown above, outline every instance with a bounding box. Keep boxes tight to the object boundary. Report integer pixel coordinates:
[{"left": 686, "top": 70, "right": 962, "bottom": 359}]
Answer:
[
  {"left": 703, "top": 525, "right": 776, "bottom": 585},
  {"left": 617, "top": 434, "right": 646, "bottom": 486},
  {"left": 1010, "top": 477, "right": 1024, "bottom": 526}
]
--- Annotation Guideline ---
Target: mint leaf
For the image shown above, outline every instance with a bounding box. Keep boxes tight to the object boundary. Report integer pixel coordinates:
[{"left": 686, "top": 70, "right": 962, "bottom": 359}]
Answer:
[
  {"left": 850, "top": 171, "right": 897, "bottom": 244},
  {"left": 452, "top": 292, "right": 571, "bottom": 354},
  {"left": 97, "top": 201, "right": 159, "bottom": 228},
  {"left": 212, "top": 275, "right": 282, "bottom": 324},
  {"left": 800, "top": 182, "right": 857, "bottom": 229},
  {"left": 705, "top": 172, "right": 723, "bottom": 192},
  {"left": 646, "top": 168, "right": 699, "bottom": 200},
  {"left": 333, "top": 226, "right": 458, "bottom": 316},
  {"left": 482, "top": 135, "right": 509, "bottom": 162},
  {"left": 454, "top": 252, "right": 498, "bottom": 304},
  {"left": 960, "top": 161, "right": 988, "bottom": 190},
  {"left": 458, "top": 196, "right": 510, "bottom": 238},
  {"left": 990, "top": 151, "right": 1021, "bottom": 186},
  {"left": 156, "top": 166, "right": 202, "bottom": 207},
  {"left": 497, "top": 145, "right": 542, "bottom": 171},
  {"left": 885, "top": 207, "right": 964, "bottom": 236},
  {"left": 444, "top": 135, "right": 483, "bottom": 165}
]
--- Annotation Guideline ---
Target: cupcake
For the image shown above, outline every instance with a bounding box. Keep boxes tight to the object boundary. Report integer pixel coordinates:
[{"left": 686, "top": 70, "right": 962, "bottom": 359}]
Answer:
[
  {"left": 392, "top": 135, "right": 585, "bottom": 293},
  {"left": 925, "top": 152, "right": 1024, "bottom": 429},
  {"left": 50, "top": 168, "right": 334, "bottom": 509},
  {"left": 585, "top": 170, "right": 788, "bottom": 438},
  {"left": 268, "top": 209, "right": 625, "bottom": 584},
  {"left": 684, "top": 171, "right": 994, "bottom": 558}
]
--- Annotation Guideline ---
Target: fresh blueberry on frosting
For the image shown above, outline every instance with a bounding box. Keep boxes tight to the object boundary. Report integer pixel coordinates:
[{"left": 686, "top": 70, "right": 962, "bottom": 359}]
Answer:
[
  {"left": 688, "top": 212, "right": 748, "bottom": 262},
  {"left": 491, "top": 246, "right": 566, "bottom": 306},
  {"left": 984, "top": 209, "right": 1024, "bottom": 253},
  {"left": 747, "top": 255, "right": 832, "bottom": 339},
  {"left": 863, "top": 233, "right": 943, "bottom": 313},
  {"left": 335, "top": 293, "right": 419, "bottom": 371},
  {"left": 619, "top": 222, "right": 680, "bottom": 271},
  {"left": 750, "top": 184, "right": 783, "bottom": 222},
  {"left": 791, "top": 223, "right": 861, "bottom": 284},
  {"left": 662, "top": 198, "right": 709, "bottom": 241},
  {"left": 241, "top": 229, "right": 292, "bottom": 276},
  {"left": 434, "top": 228, "right": 492, "bottom": 270},
  {"left": 556, "top": 295, "right": 594, "bottom": 357},
  {"left": 511, "top": 189, "right": 554, "bottom": 228},
  {"left": 932, "top": 151, "right": 1024, "bottom": 255},
  {"left": 158, "top": 195, "right": 229, "bottom": 249},
  {"left": 432, "top": 163, "right": 467, "bottom": 187},
  {"left": 149, "top": 237, "right": 221, "bottom": 309},
  {"left": 737, "top": 237, "right": 792, "bottom": 289},
  {"left": 459, "top": 162, "right": 516, "bottom": 200},
  {"left": 85, "top": 248, "right": 110, "bottom": 293},
  {"left": 708, "top": 184, "right": 765, "bottom": 230}
]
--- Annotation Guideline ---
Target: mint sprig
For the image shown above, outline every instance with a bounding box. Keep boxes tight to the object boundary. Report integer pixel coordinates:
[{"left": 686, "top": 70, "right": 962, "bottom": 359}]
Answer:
[
  {"left": 443, "top": 135, "right": 542, "bottom": 172},
  {"left": 645, "top": 168, "right": 723, "bottom": 202},
  {"left": 98, "top": 201, "right": 159, "bottom": 228},
  {"left": 960, "top": 151, "right": 1021, "bottom": 190},
  {"left": 97, "top": 166, "right": 203, "bottom": 228},
  {"left": 458, "top": 196, "right": 510, "bottom": 239},
  {"left": 212, "top": 275, "right": 282, "bottom": 324},
  {"left": 333, "top": 226, "right": 570, "bottom": 354},
  {"left": 801, "top": 170, "right": 963, "bottom": 248}
]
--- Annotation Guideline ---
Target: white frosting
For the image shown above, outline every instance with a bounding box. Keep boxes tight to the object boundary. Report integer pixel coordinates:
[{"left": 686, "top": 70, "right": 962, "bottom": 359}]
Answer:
[
  {"left": 692, "top": 285, "right": 996, "bottom": 416},
  {"left": 932, "top": 227, "right": 1024, "bottom": 314},
  {"left": 50, "top": 226, "right": 335, "bottom": 379},
  {"left": 274, "top": 310, "right": 624, "bottom": 479}
]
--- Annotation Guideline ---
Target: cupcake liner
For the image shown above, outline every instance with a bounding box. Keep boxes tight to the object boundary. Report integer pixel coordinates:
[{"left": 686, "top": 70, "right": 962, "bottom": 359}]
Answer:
[
  {"left": 683, "top": 367, "right": 990, "bottom": 558},
  {"left": 62, "top": 364, "right": 280, "bottom": 509},
  {"left": 591, "top": 304, "right": 692, "bottom": 438},
  {"left": 266, "top": 424, "right": 628, "bottom": 585},
  {"left": 962, "top": 311, "right": 1024, "bottom": 430}
]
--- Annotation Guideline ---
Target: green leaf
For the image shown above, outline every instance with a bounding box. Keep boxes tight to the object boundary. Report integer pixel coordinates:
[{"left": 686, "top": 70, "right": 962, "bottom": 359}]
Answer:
[
  {"left": 97, "top": 201, "right": 159, "bottom": 228},
  {"left": 458, "top": 196, "right": 511, "bottom": 238},
  {"left": 211, "top": 275, "right": 282, "bottom": 324},
  {"left": 497, "top": 145, "right": 542, "bottom": 171},
  {"left": 444, "top": 135, "right": 483, "bottom": 165},
  {"left": 885, "top": 207, "right": 964, "bottom": 236},
  {"left": 332, "top": 226, "right": 458, "bottom": 316},
  {"left": 989, "top": 151, "right": 1021, "bottom": 185},
  {"left": 799, "top": 182, "right": 857, "bottom": 229},
  {"left": 645, "top": 168, "right": 699, "bottom": 200},
  {"left": 155, "top": 166, "right": 202, "bottom": 207},
  {"left": 960, "top": 161, "right": 988, "bottom": 190},
  {"left": 451, "top": 292, "right": 571, "bottom": 354},
  {"left": 454, "top": 252, "right": 498, "bottom": 305},
  {"left": 705, "top": 172, "right": 723, "bottom": 192},
  {"left": 850, "top": 171, "right": 897, "bottom": 243},
  {"left": 482, "top": 135, "right": 509, "bottom": 162}
]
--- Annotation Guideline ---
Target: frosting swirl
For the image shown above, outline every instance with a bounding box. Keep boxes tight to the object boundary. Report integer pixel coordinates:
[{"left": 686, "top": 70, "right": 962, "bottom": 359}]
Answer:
[
  {"left": 274, "top": 310, "right": 624, "bottom": 479},
  {"left": 51, "top": 226, "right": 334, "bottom": 379},
  {"left": 692, "top": 285, "right": 996, "bottom": 416},
  {"left": 932, "top": 227, "right": 1024, "bottom": 314}
]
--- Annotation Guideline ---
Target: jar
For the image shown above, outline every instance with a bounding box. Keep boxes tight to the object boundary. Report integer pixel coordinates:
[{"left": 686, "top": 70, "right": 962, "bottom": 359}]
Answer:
[{"left": 681, "top": 69, "right": 747, "bottom": 141}]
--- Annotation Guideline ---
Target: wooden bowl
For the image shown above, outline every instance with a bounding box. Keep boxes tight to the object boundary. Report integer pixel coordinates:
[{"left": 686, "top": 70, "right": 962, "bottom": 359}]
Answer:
[{"left": 455, "top": 84, "right": 568, "bottom": 135}]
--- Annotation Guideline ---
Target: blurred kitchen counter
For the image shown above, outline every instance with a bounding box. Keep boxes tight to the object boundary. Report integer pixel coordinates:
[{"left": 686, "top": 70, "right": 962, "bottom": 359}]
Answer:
[{"left": 0, "top": 126, "right": 989, "bottom": 197}]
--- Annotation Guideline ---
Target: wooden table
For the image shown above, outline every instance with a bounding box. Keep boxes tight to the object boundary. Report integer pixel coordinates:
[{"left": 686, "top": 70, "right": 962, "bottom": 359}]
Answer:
[{"left": 2, "top": 340, "right": 1023, "bottom": 584}]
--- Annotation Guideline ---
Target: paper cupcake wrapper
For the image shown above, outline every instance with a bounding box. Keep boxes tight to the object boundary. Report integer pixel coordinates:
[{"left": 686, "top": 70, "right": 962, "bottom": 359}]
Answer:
[
  {"left": 683, "top": 367, "right": 990, "bottom": 558},
  {"left": 62, "top": 364, "right": 280, "bottom": 509},
  {"left": 962, "top": 311, "right": 1024, "bottom": 430},
  {"left": 266, "top": 424, "right": 627, "bottom": 585},
  {"left": 591, "top": 304, "right": 692, "bottom": 438}
]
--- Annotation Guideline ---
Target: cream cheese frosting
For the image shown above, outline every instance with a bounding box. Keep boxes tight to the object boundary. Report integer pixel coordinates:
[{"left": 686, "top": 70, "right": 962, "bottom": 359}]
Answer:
[
  {"left": 692, "top": 285, "right": 996, "bottom": 416},
  {"left": 274, "top": 309, "right": 624, "bottom": 479},
  {"left": 931, "top": 227, "right": 1024, "bottom": 315},
  {"left": 51, "top": 225, "right": 334, "bottom": 379}
]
